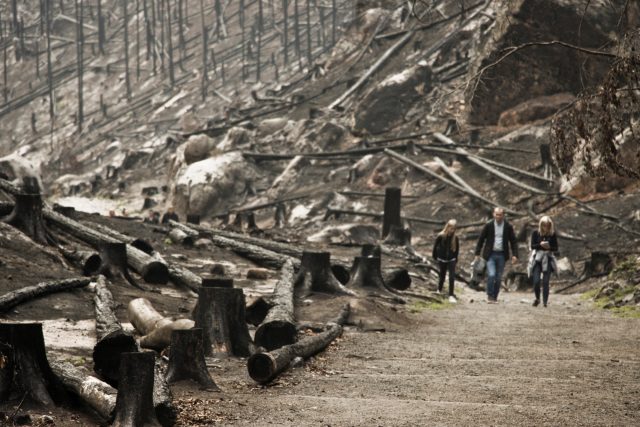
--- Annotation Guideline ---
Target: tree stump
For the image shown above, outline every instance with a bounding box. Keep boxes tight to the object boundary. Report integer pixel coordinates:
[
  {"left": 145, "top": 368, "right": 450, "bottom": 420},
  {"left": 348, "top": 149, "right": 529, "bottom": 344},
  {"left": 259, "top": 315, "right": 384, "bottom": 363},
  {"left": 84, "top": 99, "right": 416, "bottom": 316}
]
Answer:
[
  {"left": 0, "top": 323, "right": 66, "bottom": 406},
  {"left": 583, "top": 251, "right": 614, "bottom": 278},
  {"left": 2, "top": 176, "right": 48, "bottom": 244},
  {"left": 0, "top": 342, "right": 14, "bottom": 401},
  {"left": 112, "top": 352, "right": 160, "bottom": 427},
  {"left": 166, "top": 329, "right": 219, "bottom": 391},
  {"left": 348, "top": 257, "right": 401, "bottom": 301},
  {"left": 295, "top": 251, "right": 355, "bottom": 296},
  {"left": 381, "top": 187, "right": 401, "bottom": 238},
  {"left": 383, "top": 224, "right": 412, "bottom": 246},
  {"left": 193, "top": 287, "right": 255, "bottom": 357},
  {"left": 98, "top": 242, "right": 139, "bottom": 288},
  {"left": 350, "top": 244, "right": 382, "bottom": 275},
  {"left": 331, "top": 264, "right": 351, "bottom": 285},
  {"left": 255, "top": 260, "right": 296, "bottom": 351},
  {"left": 93, "top": 276, "right": 137, "bottom": 387},
  {"left": 201, "top": 277, "right": 233, "bottom": 288},
  {"left": 186, "top": 214, "right": 200, "bottom": 225},
  {"left": 274, "top": 203, "right": 287, "bottom": 228}
]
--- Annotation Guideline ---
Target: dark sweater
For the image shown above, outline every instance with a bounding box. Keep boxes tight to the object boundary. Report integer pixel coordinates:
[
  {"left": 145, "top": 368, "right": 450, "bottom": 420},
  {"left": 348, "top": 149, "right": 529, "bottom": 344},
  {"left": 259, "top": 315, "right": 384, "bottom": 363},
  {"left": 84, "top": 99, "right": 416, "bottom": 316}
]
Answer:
[
  {"left": 474, "top": 220, "right": 519, "bottom": 260},
  {"left": 530, "top": 230, "right": 558, "bottom": 252},
  {"left": 432, "top": 234, "right": 459, "bottom": 262}
]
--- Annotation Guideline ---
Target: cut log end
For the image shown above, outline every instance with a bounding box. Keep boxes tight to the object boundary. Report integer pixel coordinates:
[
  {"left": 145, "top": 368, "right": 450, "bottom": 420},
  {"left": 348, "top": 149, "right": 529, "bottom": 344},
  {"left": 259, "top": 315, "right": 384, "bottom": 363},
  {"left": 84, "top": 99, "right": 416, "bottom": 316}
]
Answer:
[
  {"left": 93, "top": 330, "right": 138, "bottom": 386},
  {"left": 254, "top": 321, "right": 297, "bottom": 352},
  {"left": 141, "top": 261, "right": 170, "bottom": 284},
  {"left": 247, "top": 352, "right": 277, "bottom": 384}
]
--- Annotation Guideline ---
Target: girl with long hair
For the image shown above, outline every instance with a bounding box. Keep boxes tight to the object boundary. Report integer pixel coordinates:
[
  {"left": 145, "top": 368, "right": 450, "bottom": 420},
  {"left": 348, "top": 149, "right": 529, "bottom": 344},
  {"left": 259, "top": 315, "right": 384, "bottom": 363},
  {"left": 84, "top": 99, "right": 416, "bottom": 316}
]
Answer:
[
  {"left": 529, "top": 216, "right": 558, "bottom": 307},
  {"left": 432, "top": 219, "right": 460, "bottom": 303}
]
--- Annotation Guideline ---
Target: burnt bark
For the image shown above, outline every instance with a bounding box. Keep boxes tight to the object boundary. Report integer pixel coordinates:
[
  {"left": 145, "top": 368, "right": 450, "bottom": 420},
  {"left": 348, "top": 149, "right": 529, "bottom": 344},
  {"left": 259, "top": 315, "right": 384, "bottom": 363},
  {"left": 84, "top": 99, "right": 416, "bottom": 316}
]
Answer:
[
  {"left": 167, "top": 228, "right": 194, "bottom": 246},
  {"left": 50, "top": 359, "right": 117, "bottom": 421},
  {"left": 166, "top": 329, "right": 219, "bottom": 390},
  {"left": 382, "top": 268, "right": 412, "bottom": 290},
  {"left": 247, "top": 304, "right": 349, "bottom": 384},
  {"left": 255, "top": 260, "right": 296, "bottom": 351},
  {"left": 2, "top": 177, "right": 48, "bottom": 244},
  {"left": 0, "top": 342, "right": 14, "bottom": 401},
  {"left": 296, "top": 251, "right": 354, "bottom": 296},
  {"left": 153, "top": 358, "right": 177, "bottom": 427},
  {"left": 0, "top": 323, "right": 66, "bottom": 406},
  {"left": 93, "top": 276, "right": 137, "bottom": 386},
  {"left": 0, "top": 277, "right": 91, "bottom": 314},
  {"left": 347, "top": 257, "right": 403, "bottom": 302},
  {"left": 193, "top": 287, "right": 255, "bottom": 357},
  {"left": 98, "top": 241, "right": 140, "bottom": 288},
  {"left": 383, "top": 224, "right": 412, "bottom": 246},
  {"left": 112, "top": 352, "right": 160, "bottom": 427},
  {"left": 167, "top": 264, "right": 202, "bottom": 292},
  {"left": 61, "top": 249, "right": 102, "bottom": 276}
]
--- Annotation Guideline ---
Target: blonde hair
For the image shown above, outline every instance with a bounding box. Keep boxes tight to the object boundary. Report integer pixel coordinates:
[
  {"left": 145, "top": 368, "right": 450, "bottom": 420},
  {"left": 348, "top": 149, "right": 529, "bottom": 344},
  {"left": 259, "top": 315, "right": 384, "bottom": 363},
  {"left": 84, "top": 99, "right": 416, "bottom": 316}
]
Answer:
[
  {"left": 439, "top": 219, "right": 458, "bottom": 252},
  {"left": 538, "top": 216, "right": 554, "bottom": 235}
]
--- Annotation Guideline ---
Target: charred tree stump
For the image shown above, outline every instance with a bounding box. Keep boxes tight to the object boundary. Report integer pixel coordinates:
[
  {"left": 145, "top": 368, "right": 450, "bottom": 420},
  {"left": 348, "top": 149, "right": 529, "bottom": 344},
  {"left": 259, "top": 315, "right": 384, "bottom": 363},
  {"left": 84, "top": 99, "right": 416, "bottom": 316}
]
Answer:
[
  {"left": 383, "top": 224, "right": 412, "bottom": 247},
  {"left": 0, "top": 277, "right": 91, "bottom": 314},
  {"left": 62, "top": 249, "right": 102, "bottom": 276},
  {"left": 2, "top": 177, "right": 48, "bottom": 244},
  {"left": 255, "top": 260, "right": 296, "bottom": 351},
  {"left": 350, "top": 244, "right": 382, "bottom": 275},
  {"left": 153, "top": 358, "right": 178, "bottom": 427},
  {"left": 93, "top": 276, "right": 137, "bottom": 387},
  {"left": 295, "top": 251, "right": 354, "bottom": 296},
  {"left": 347, "top": 257, "right": 403, "bottom": 302},
  {"left": 247, "top": 304, "right": 349, "bottom": 384},
  {"left": 0, "top": 342, "right": 14, "bottom": 401},
  {"left": 128, "top": 298, "right": 194, "bottom": 351},
  {"left": 0, "top": 323, "right": 66, "bottom": 406},
  {"left": 112, "top": 352, "right": 160, "bottom": 427},
  {"left": 98, "top": 242, "right": 140, "bottom": 288},
  {"left": 330, "top": 264, "right": 350, "bottom": 285},
  {"left": 193, "top": 287, "right": 255, "bottom": 357},
  {"left": 166, "top": 329, "right": 219, "bottom": 390},
  {"left": 274, "top": 203, "right": 287, "bottom": 228},
  {"left": 201, "top": 277, "right": 233, "bottom": 288},
  {"left": 50, "top": 360, "right": 117, "bottom": 421},
  {"left": 381, "top": 187, "right": 402, "bottom": 239},
  {"left": 382, "top": 268, "right": 412, "bottom": 290},
  {"left": 583, "top": 252, "right": 614, "bottom": 278},
  {"left": 186, "top": 214, "right": 200, "bottom": 225}
]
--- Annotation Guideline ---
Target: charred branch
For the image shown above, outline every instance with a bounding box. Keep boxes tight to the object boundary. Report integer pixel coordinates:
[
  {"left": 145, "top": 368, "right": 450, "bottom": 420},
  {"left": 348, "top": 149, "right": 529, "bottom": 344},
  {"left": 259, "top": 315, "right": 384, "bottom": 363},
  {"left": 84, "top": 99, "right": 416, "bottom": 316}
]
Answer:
[{"left": 0, "top": 277, "right": 91, "bottom": 314}]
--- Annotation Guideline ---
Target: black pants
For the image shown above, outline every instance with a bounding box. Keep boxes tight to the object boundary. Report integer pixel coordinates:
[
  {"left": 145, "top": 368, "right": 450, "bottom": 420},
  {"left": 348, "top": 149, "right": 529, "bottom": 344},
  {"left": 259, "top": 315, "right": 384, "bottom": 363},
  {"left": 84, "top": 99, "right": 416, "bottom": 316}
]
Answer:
[{"left": 437, "top": 261, "right": 456, "bottom": 296}]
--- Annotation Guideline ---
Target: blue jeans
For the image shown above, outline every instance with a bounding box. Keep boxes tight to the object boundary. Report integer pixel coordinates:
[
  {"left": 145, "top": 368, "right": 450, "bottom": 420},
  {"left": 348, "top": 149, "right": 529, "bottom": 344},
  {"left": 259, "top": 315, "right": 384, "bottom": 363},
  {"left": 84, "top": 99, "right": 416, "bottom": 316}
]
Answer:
[
  {"left": 486, "top": 251, "right": 506, "bottom": 299},
  {"left": 532, "top": 262, "right": 551, "bottom": 304}
]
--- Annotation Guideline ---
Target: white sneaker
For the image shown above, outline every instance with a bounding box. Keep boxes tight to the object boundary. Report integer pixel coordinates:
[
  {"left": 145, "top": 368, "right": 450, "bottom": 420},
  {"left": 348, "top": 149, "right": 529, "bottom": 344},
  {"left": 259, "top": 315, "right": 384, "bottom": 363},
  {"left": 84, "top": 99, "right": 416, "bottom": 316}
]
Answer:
[{"left": 448, "top": 295, "right": 457, "bottom": 304}]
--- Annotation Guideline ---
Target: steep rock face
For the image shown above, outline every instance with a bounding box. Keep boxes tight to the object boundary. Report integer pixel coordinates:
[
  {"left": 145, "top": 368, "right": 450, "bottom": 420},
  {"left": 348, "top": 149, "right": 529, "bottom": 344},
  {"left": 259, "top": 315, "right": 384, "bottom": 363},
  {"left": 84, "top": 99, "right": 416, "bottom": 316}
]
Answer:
[
  {"left": 466, "top": 0, "right": 627, "bottom": 125},
  {"left": 352, "top": 63, "right": 432, "bottom": 135}
]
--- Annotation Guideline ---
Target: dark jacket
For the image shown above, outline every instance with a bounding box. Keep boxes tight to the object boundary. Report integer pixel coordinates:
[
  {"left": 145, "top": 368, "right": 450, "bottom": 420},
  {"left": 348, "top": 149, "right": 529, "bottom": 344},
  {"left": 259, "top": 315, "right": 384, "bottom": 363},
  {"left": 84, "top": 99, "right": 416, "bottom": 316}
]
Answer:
[
  {"left": 530, "top": 230, "right": 558, "bottom": 252},
  {"left": 432, "top": 234, "right": 459, "bottom": 262},
  {"left": 475, "top": 220, "right": 519, "bottom": 260}
]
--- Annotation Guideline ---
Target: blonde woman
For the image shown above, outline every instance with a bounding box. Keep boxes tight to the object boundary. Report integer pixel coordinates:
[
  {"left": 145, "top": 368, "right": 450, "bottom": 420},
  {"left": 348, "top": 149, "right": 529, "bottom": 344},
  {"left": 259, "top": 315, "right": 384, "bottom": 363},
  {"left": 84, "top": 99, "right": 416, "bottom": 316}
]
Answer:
[
  {"left": 529, "top": 216, "right": 558, "bottom": 307},
  {"left": 432, "top": 219, "right": 460, "bottom": 303}
]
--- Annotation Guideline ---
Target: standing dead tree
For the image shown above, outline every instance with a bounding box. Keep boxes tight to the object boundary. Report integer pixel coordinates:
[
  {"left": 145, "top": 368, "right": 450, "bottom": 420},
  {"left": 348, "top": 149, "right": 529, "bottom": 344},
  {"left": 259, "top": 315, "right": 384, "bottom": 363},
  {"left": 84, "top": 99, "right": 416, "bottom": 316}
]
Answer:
[
  {"left": 255, "top": 260, "right": 296, "bottom": 351},
  {"left": 247, "top": 303, "right": 349, "bottom": 384},
  {"left": 93, "top": 275, "right": 138, "bottom": 386}
]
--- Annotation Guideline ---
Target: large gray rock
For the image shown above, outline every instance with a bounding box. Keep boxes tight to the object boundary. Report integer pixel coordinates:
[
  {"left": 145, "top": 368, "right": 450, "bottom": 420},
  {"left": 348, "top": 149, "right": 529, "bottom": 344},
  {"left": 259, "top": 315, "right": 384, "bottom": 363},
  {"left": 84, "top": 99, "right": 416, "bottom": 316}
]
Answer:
[{"left": 352, "top": 63, "right": 432, "bottom": 135}]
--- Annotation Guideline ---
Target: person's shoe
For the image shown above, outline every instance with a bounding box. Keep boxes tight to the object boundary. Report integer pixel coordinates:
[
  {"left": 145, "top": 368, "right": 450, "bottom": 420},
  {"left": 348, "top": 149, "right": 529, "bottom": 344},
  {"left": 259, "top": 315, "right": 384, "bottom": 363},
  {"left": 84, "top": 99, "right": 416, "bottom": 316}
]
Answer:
[
  {"left": 487, "top": 297, "right": 497, "bottom": 304},
  {"left": 448, "top": 295, "right": 457, "bottom": 304},
  {"left": 533, "top": 299, "right": 540, "bottom": 307},
  {"left": 543, "top": 302, "right": 548, "bottom": 307},
  {"left": 435, "top": 289, "right": 442, "bottom": 295}
]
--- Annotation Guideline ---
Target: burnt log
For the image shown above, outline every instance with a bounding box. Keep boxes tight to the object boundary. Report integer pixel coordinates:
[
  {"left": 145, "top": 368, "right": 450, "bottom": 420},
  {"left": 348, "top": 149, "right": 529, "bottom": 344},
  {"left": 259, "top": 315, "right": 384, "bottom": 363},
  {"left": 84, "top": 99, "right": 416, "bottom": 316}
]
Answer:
[
  {"left": 167, "top": 228, "right": 194, "bottom": 246},
  {"left": 0, "top": 277, "right": 91, "bottom": 314},
  {"left": 246, "top": 296, "right": 273, "bottom": 327},
  {"left": 112, "top": 352, "right": 160, "bottom": 427},
  {"left": 166, "top": 329, "right": 219, "bottom": 391},
  {"left": 153, "top": 358, "right": 178, "bottom": 427},
  {"left": 382, "top": 268, "right": 412, "bottom": 291},
  {"left": 0, "top": 323, "right": 66, "bottom": 406},
  {"left": 93, "top": 276, "right": 137, "bottom": 386},
  {"left": 167, "top": 264, "right": 202, "bottom": 292},
  {"left": 296, "top": 251, "right": 354, "bottom": 296},
  {"left": 247, "top": 304, "right": 349, "bottom": 384},
  {"left": 127, "top": 298, "right": 194, "bottom": 351},
  {"left": 193, "top": 287, "right": 255, "bottom": 357},
  {"left": 0, "top": 343, "right": 14, "bottom": 401},
  {"left": 50, "top": 359, "right": 116, "bottom": 421},
  {"left": 2, "top": 177, "right": 48, "bottom": 244},
  {"left": 61, "top": 248, "right": 102, "bottom": 276},
  {"left": 255, "top": 260, "right": 296, "bottom": 351},
  {"left": 44, "top": 209, "right": 169, "bottom": 284}
]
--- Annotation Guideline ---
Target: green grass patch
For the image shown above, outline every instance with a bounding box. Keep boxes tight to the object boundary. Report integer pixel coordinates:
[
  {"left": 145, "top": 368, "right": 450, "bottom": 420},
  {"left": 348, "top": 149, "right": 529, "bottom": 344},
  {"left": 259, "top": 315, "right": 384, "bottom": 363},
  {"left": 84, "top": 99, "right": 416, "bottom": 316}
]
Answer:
[
  {"left": 409, "top": 299, "right": 451, "bottom": 313},
  {"left": 581, "top": 288, "right": 600, "bottom": 300},
  {"left": 610, "top": 257, "right": 640, "bottom": 280},
  {"left": 610, "top": 305, "right": 640, "bottom": 319}
]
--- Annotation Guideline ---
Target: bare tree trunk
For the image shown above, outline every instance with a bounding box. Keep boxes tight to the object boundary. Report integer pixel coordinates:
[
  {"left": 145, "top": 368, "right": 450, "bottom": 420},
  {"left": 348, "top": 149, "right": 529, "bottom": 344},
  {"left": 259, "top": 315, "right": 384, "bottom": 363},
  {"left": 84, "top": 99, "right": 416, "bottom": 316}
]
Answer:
[
  {"left": 283, "top": 0, "right": 289, "bottom": 65},
  {"left": 2, "top": 19, "right": 8, "bottom": 103},
  {"left": 75, "top": 0, "right": 84, "bottom": 132},
  {"left": 199, "top": 0, "right": 207, "bottom": 100},
  {"left": 164, "top": 0, "right": 174, "bottom": 86},
  {"left": 136, "top": 0, "right": 141, "bottom": 79},
  {"left": 294, "top": 0, "right": 301, "bottom": 60},
  {"left": 45, "top": 0, "right": 54, "bottom": 121},
  {"left": 123, "top": 0, "right": 131, "bottom": 99},
  {"left": 331, "top": 0, "right": 336, "bottom": 46},
  {"left": 382, "top": 187, "right": 401, "bottom": 238},
  {"left": 255, "top": 260, "right": 296, "bottom": 351},
  {"left": 151, "top": 0, "right": 157, "bottom": 73},
  {"left": 305, "top": 0, "right": 311, "bottom": 66},
  {"left": 97, "top": 0, "right": 105, "bottom": 53}
]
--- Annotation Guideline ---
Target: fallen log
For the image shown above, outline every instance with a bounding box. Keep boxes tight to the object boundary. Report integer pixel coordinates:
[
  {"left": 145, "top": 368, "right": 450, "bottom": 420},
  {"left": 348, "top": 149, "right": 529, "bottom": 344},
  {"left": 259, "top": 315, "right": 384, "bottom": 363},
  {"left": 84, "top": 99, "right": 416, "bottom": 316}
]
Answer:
[
  {"left": 93, "top": 275, "right": 137, "bottom": 386},
  {"left": 166, "top": 328, "right": 219, "bottom": 391},
  {"left": 92, "top": 223, "right": 156, "bottom": 255},
  {"left": 0, "top": 323, "right": 66, "bottom": 406},
  {"left": 255, "top": 260, "right": 296, "bottom": 351},
  {"left": 0, "top": 277, "right": 91, "bottom": 314},
  {"left": 167, "top": 264, "right": 202, "bottom": 293},
  {"left": 167, "top": 228, "right": 194, "bottom": 246},
  {"left": 296, "top": 252, "right": 355, "bottom": 296},
  {"left": 382, "top": 268, "right": 412, "bottom": 291},
  {"left": 127, "top": 298, "right": 194, "bottom": 351},
  {"left": 247, "top": 304, "right": 349, "bottom": 384},
  {"left": 50, "top": 359, "right": 116, "bottom": 421},
  {"left": 61, "top": 248, "right": 102, "bottom": 276},
  {"left": 112, "top": 352, "right": 160, "bottom": 427},
  {"left": 44, "top": 209, "right": 169, "bottom": 284},
  {"left": 193, "top": 287, "right": 255, "bottom": 357}
]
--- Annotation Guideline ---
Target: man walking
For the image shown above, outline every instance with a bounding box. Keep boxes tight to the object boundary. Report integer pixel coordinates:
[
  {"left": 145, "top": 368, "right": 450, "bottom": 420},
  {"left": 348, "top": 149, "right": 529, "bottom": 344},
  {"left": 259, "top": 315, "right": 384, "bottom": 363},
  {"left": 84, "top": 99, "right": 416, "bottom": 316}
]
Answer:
[{"left": 475, "top": 207, "right": 519, "bottom": 303}]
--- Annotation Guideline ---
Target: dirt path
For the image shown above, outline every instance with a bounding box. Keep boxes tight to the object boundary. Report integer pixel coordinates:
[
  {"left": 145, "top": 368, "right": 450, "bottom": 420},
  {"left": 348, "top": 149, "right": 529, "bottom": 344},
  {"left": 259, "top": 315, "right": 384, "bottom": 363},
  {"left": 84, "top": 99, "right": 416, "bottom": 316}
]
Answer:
[{"left": 201, "top": 291, "right": 640, "bottom": 426}]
